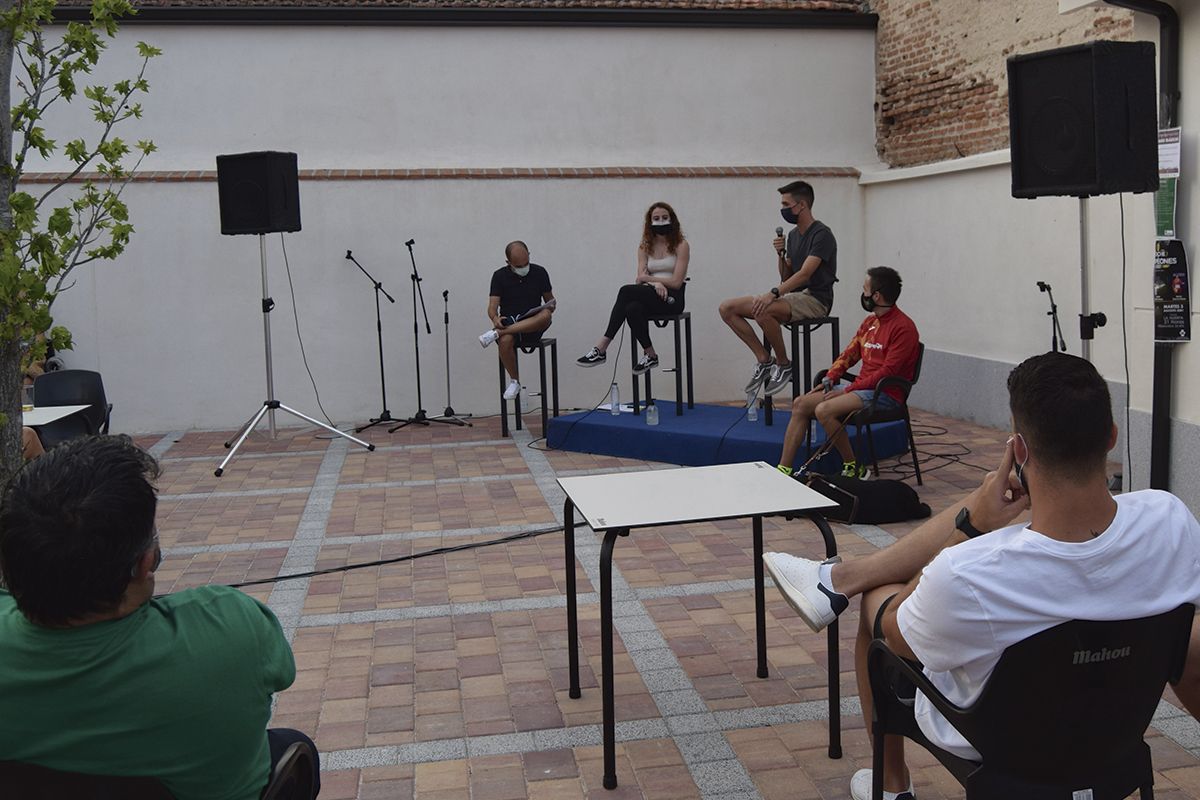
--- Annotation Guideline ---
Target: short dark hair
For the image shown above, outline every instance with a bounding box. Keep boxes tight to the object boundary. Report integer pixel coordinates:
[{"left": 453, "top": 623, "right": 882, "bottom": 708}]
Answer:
[
  {"left": 1007, "top": 352, "right": 1113, "bottom": 476},
  {"left": 777, "top": 180, "right": 814, "bottom": 209},
  {"left": 0, "top": 435, "right": 161, "bottom": 626},
  {"left": 867, "top": 266, "right": 903, "bottom": 303}
]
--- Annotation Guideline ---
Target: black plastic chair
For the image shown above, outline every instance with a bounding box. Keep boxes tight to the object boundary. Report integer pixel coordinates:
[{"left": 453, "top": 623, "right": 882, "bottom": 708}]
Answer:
[
  {"left": 814, "top": 342, "right": 923, "bottom": 484},
  {"left": 867, "top": 603, "right": 1195, "bottom": 800},
  {"left": 0, "top": 738, "right": 318, "bottom": 800},
  {"left": 31, "top": 369, "right": 112, "bottom": 448}
]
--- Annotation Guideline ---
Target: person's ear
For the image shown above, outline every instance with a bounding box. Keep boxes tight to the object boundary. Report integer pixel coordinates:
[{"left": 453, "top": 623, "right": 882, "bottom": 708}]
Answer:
[
  {"left": 1107, "top": 423, "right": 1119, "bottom": 453},
  {"left": 1011, "top": 432, "right": 1030, "bottom": 466},
  {"left": 130, "top": 547, "right": 158, "bottom": 580}
]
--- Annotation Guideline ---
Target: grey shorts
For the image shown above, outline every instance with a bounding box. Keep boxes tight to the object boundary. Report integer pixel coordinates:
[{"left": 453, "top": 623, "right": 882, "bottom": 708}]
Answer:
[
  {"left": 782, "top": 290, "right": 829, "bottom": 322},
  {"left": 852, "top": 389, "right": 903, "bottom": 412}
]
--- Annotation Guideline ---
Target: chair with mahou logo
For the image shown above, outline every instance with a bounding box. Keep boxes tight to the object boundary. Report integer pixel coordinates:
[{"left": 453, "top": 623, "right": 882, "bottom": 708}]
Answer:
[{"left": 865, "top": 603, "right": 1194, "bottom": 800}]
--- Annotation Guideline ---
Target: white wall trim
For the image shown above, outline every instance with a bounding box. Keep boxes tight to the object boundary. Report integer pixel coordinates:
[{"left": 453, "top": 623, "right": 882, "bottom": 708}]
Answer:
[{"left": 857, "top": 149, "right": 1012, "bottom": 185}]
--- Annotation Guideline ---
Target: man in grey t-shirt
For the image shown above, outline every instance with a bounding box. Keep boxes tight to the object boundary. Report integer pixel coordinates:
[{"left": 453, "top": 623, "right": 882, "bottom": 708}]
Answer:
[{"left": 718, "top": 180, "right": 838, "bottom": 397}]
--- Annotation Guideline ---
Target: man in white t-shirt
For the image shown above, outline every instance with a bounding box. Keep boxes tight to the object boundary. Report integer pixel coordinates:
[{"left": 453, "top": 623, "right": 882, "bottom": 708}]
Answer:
[{"left": 762, "top": 352, "right": 1200, "bottom": 800}]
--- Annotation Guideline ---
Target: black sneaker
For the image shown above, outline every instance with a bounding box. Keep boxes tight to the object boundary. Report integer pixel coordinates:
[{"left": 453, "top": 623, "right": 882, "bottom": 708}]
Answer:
[
  {"left": 577, "top": 347, "right": 606, "bottom": 367},
  {"left": 764, "top": 362, "right": 793, "bottom": 396},
  {"left": 633, "top": 353, "right": 659, "bottom": 375}
]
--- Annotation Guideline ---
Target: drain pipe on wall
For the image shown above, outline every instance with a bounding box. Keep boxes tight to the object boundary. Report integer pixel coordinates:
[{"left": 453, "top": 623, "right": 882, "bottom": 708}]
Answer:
[{"left": 1104, "top": 0, "right": 1180, "bottom": 491}]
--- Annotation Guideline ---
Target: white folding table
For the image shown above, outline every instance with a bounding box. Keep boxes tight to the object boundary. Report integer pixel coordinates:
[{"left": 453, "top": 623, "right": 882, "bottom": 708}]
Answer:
[
  {"left": 22, "top": 404, "right": 89, "bottom": 427},
  {"left": 558, "top": 461, "right": 840, "bottom": 790}
]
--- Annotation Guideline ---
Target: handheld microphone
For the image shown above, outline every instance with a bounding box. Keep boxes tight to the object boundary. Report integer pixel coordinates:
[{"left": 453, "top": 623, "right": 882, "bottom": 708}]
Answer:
[
  {"left": 1037, "top": 281, "right": 1050, "bottom": 293},
  {"left": 775, "top": 226, "right": 785, "bottom": 257}
]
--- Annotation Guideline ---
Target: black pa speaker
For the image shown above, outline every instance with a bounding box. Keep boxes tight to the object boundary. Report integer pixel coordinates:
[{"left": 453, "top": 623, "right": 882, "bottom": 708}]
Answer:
[
  {"left": 216, "top": 151, "right": 302, "bottom": 235},
  {"left": 1008, "top": 41, "right": 1158, "bottom": 198}
]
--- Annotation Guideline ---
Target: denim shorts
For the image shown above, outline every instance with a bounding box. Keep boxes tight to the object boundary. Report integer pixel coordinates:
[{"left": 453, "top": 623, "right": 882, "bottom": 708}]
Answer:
[{"left": 852, "top": 388, "right": 903, "bottom": 412}]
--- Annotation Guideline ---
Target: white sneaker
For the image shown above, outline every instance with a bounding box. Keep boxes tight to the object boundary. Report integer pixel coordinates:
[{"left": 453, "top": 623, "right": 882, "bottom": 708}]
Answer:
[
  {"left": 480, "top": 329, "right": 500, "bottom": 348},
  {"left": 850, "top": 768, "right": 916, "bottom": 800},
  {"left": 761, "top": 552, "right": 847, "bottom": 632},
  {"left": 503, "top": 379, "right": 521, "bottom": 400}
]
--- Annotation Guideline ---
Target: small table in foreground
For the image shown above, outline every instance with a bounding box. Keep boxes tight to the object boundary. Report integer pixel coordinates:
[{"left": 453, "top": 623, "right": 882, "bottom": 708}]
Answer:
[
  {"left": 22, "top": 404, "right": 90, "bottom": 428},
  {"left": 558, "top": 461, "right": 840, "bottom": 790}
]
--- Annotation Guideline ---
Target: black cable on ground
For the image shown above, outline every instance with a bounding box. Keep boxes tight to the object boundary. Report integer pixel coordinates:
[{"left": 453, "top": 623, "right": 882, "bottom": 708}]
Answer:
[{"left": 218, "top": 521, "right": 571, "bottom": 590}]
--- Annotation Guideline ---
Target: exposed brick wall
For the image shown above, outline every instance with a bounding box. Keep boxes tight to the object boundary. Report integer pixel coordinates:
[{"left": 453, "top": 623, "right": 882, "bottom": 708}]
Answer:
[{"left": 871, "top": 0, "right": 1133, "bottom": 167}]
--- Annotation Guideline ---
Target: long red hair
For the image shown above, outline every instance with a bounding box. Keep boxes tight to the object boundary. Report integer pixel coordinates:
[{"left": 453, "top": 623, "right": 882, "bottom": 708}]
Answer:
[{"left": 640, "top": 202, "right": 684, "bottom": 255}]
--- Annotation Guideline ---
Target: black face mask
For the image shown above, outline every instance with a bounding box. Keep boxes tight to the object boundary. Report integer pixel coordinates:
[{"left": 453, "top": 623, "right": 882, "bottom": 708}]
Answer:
[
  {"left": 651, "top": 222, "right": 673, "bottom": 234},
  {"left": 861, "top": 292, "right": 892, "bottom": 313},
  {"left": 780, "top": 207, "right": 799, "bottom": 225}
]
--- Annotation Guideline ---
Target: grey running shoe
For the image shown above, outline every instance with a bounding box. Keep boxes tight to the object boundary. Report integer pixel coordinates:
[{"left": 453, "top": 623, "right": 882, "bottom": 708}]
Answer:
[
  {"left": 744, "top": 361, "right": 772, "bottom": 393},
  {"left": 763, "top": 362, "right": 793, "bottom": 396}
]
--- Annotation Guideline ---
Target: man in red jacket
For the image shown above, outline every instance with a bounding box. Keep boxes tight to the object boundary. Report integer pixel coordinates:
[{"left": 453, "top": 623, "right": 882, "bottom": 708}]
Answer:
[{"left": 776, "top": 266, "right": 919, "bottom": 478}]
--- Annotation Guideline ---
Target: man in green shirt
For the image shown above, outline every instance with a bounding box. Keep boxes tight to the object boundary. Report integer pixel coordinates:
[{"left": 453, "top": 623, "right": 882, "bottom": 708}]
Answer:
[{"left": 0, "top": 435, "right": 319, "bottom": 799}]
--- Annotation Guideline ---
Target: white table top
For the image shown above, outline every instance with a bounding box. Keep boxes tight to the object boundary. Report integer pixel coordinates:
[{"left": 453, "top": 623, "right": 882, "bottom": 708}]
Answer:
[
  {"left": 22, "top": 404, "right": 90, "bottom": 427},
  {"left": 557, "top": 461, "right": 837, "bottom": 531}
]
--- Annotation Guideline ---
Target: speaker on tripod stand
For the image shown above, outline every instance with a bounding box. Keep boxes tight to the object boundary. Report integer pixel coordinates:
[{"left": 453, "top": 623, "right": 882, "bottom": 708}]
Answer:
[{"left": 213, "top": 151, "right": 374, "bottom": 476}]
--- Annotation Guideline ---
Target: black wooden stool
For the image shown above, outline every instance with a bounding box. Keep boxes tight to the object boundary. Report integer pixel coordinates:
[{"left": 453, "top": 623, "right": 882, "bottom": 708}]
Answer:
[
  {"left": 498, "top": 338, "right": 559, "bottom": 437},
  {"left": 761, "top": 316, "right": 840, "bottom": 426}
]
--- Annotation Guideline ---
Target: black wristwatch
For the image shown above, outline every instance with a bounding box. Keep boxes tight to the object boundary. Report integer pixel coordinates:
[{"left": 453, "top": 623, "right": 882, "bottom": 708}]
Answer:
[
  {"left": 955, "top": 507, "right": 985, "bottom": 539},
  {"left": 769, "top": 287, "right": 781, "bottom": 298}
]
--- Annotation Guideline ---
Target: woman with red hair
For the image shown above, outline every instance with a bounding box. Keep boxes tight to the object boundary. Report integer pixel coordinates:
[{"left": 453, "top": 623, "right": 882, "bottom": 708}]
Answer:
[{"left": 577, "top": 202, "right": 691, "bottom": 374}]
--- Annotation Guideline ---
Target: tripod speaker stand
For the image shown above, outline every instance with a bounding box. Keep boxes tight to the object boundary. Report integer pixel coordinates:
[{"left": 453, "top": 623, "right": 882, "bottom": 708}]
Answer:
[{"left": 216, "top": 235, "right": 375, "bottom": 476}]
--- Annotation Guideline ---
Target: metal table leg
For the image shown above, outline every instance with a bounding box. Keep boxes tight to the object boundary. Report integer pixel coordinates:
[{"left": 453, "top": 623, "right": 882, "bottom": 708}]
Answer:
[
  {"left": 806, "top": 511, "right": 842, "bottom": 759},
  {"left": 564, "top": 498, "right": 580, "bottom": 699},
  {"left": 600, "top": 527, "right": 628, "bottom": 789},
  {"left": 753, "top": 514, "right": 768, "bottom": 678}
]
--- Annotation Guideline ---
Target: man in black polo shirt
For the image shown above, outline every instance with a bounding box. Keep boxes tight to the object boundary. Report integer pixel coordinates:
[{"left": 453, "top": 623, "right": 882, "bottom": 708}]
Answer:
[{"left": 481, "top": 241, "right": 556, "bottom": 400}]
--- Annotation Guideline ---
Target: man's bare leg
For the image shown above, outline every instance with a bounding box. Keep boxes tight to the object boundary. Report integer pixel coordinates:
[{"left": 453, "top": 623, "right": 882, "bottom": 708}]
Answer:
[
  {"left": 815, "top": 392, "right": 865, "bottom": 463},
  {"left": 718, "top": 296, "right": 770, "bottom": 363},
  {"left": 829, "top": 502, "right": 964, "bottom": 599},
  {"left": 754, "top": 300, "right": 793, "bottom": 365},
  {"left": 496, "top": 310, "right": 552, "bottom": 382},
  {"left": 779, "top": 388, "right": 826, "bottom": 469},
  {"left": 857, "top": 584, "right": 912, "bottom": 794}
]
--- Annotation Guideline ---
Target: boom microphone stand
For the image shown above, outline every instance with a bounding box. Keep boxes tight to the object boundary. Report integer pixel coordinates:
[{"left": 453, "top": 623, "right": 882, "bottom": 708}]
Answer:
[
  {"left": 431, "top": 289, "right": 472, "bottom": 426},
  {"left": 216, "top": 234, "right": 374, "bottom": 477},
  {"left": 390, "top": 239, "right": 459, "bottom": 432},
  {"left": 1037, "top": 281, "right": 1067, "bottom": 353},
  {"left": 345, "top": 250, "right": 397, "bottom": 433}
]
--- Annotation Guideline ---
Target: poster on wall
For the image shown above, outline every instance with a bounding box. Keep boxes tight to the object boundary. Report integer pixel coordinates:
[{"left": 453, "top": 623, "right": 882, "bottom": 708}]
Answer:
[
  {"left": 1154, "top": 238, "right": 1190, "bottom": 342},
  {"left": 1156, "top": 128, "right": 1180, "bottom": 238}
]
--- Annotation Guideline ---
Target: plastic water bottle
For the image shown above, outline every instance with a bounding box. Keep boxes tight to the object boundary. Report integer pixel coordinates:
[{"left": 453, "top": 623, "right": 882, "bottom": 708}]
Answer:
[
  {"left": 646, "top": 401, "right": 659, "bottom": 426},
  {"left": 746, "top": 392, "right": 758, "bottom": 422},
  {"left": 609, "top": 383, "right": 620, "bottom": 415}
]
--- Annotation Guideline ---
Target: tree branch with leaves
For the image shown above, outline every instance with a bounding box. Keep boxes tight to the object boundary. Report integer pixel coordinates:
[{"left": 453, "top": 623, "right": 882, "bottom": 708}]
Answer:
[{"left": 0, "top": 0, "right": 158, "bottom": 481}]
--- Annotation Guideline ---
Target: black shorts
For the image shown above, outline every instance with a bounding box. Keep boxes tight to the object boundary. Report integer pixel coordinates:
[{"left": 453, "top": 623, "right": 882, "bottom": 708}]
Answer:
[{"left": 514, "top": 330, "right": 544, "bottom": 349}]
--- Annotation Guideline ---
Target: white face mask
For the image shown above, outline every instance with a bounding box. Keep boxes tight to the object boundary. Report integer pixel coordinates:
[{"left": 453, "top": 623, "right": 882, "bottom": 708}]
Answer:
[{"left": 511, "top": 265, "right": 530, "bottom": 277}]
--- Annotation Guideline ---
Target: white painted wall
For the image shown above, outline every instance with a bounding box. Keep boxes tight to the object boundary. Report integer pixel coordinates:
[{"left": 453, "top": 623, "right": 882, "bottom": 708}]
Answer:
[
  {"left": 49, "top": 174, "right": 865, "bottom": 432},
  {"left": 34, "top": 24, "right": 877, "bottom": 170},
  {"left": 33, "top": 22, "right": 878, "bottom": 432}
]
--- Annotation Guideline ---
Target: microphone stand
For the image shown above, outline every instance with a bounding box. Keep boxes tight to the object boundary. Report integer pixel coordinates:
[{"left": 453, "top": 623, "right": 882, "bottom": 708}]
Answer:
[
  {"left": 1038, "top": 281, "right": 1067, "bottom": 353},
  {"left": 390, "top": 239, "right": 458, "bottom": 431},
  {"left": 431, "top": 289, "right": 472, "bottom": 426},
  {"left": 346, "top": 250, "right": 397, "bottom": 433}
]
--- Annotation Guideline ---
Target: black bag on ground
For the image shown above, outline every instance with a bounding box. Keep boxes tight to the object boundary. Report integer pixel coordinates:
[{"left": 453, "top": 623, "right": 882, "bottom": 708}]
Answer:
[{"left": 803, "top": 474, "right": 931, "bottom": 525}]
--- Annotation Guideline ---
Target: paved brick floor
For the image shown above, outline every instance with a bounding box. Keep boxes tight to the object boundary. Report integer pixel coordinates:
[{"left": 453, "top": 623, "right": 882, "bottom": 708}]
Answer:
[{"left": 149, "top": 407, "right": 1200, "bottom": 799}]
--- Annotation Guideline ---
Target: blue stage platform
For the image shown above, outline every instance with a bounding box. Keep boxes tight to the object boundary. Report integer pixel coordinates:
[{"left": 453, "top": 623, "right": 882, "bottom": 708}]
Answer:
[{"left": 546, "top": 400, "right": 909, "bottom": 470}]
